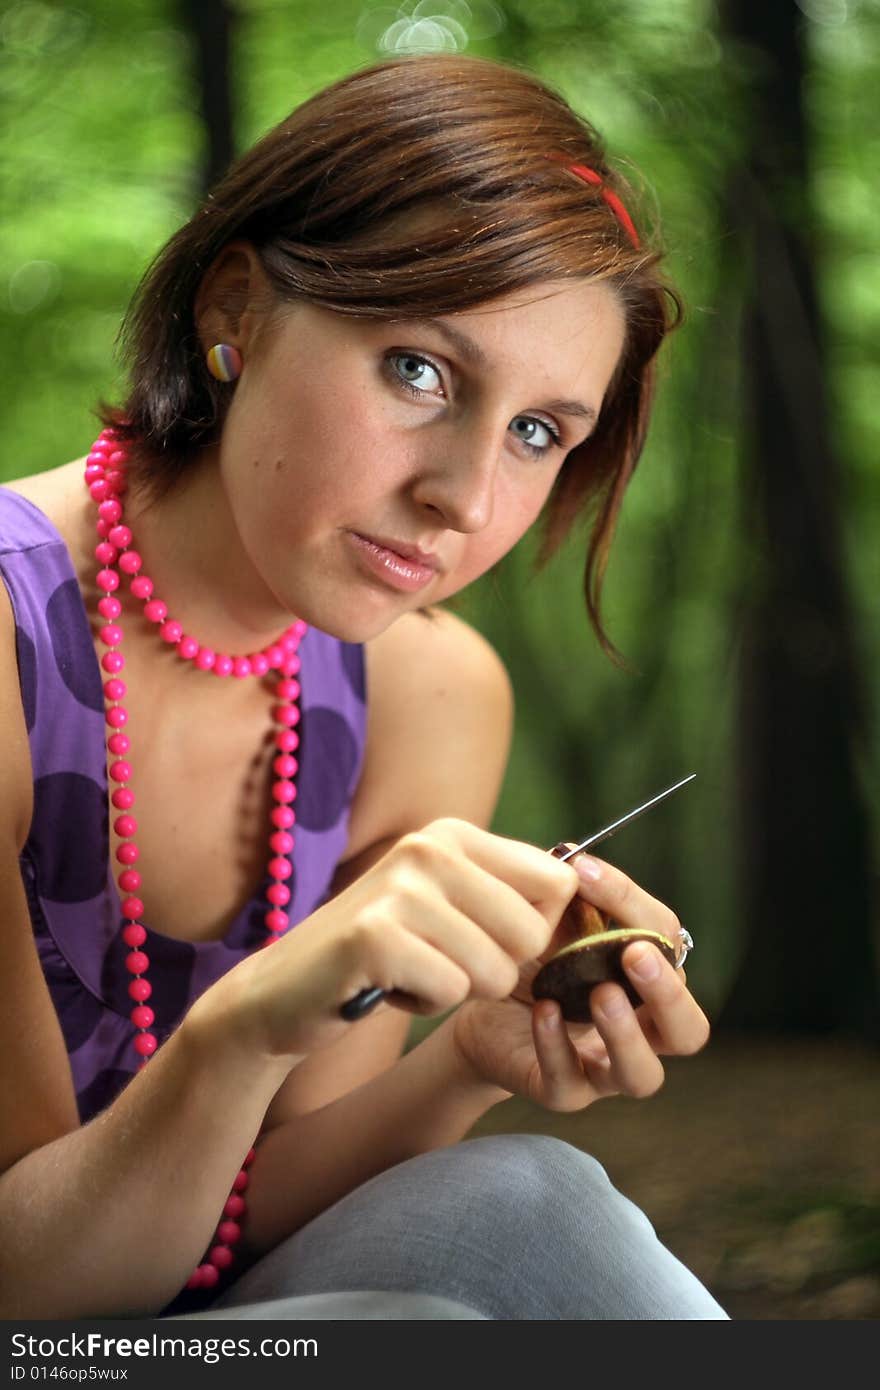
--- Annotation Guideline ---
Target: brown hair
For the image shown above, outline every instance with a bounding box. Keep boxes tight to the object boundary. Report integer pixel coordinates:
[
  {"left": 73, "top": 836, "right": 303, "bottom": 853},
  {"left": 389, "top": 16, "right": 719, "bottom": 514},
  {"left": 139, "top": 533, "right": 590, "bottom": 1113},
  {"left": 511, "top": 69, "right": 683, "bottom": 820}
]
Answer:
[{"left": 105, "top": 54, "right": 682, "bottom": 657}]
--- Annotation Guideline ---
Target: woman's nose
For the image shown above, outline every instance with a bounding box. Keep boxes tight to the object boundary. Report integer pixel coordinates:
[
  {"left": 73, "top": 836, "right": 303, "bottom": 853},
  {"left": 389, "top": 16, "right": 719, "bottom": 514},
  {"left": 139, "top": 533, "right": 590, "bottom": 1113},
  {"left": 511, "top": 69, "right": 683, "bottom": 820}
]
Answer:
[{"left": 409, "top": 429, "right": 500, "bottom": 534}]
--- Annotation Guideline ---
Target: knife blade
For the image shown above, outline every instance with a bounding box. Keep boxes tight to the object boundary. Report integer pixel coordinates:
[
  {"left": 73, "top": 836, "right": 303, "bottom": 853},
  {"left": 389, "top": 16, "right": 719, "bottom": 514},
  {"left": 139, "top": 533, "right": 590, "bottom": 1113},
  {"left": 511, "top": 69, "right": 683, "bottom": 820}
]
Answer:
[{"left": 555, "top": 772, "right": 696, "bottom": 861}]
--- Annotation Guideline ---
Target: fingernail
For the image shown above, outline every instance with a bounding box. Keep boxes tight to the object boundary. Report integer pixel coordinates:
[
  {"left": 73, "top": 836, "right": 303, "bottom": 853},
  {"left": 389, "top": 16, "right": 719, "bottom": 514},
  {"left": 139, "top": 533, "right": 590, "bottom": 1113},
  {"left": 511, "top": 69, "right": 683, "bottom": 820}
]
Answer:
[
  {"left": 541, "top": 1007, "right": 560, "bottom": 1030},
  {"left": 574, "top": 855, "right": 602, "bottom": 883},
  {"left": 626, "top": 943, "right": 660, "bottom": 981}
]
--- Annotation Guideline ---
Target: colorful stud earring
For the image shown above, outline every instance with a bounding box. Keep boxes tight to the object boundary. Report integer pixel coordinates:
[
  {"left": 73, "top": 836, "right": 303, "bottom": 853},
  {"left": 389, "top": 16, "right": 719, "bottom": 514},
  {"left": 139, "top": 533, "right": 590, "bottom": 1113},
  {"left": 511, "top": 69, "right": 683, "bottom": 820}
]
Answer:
[{"left": 205, "top": 343, "right": 243, "bottom": 382}]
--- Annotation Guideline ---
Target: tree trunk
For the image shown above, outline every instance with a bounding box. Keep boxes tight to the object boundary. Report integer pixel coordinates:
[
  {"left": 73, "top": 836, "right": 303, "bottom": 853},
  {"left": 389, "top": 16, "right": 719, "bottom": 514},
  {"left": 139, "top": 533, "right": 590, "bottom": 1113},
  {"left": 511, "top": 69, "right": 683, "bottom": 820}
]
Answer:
[
  {"left": 180, "top": 0, "right": 236, "bottom": 194},
  {"left": 717, "top": 0, "right": 877, "bottom": 1036}
]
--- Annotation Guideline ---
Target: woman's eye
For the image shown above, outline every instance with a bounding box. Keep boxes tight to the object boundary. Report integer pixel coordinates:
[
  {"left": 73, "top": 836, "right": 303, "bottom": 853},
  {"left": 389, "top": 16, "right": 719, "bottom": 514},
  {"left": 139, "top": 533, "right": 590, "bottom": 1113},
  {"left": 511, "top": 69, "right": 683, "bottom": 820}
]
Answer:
[
  {"left": 509, "top": 416, "right": 559, "bottom": 455},
  {"left": 389, "top": 353, "right": 443, "bottom": 395}
]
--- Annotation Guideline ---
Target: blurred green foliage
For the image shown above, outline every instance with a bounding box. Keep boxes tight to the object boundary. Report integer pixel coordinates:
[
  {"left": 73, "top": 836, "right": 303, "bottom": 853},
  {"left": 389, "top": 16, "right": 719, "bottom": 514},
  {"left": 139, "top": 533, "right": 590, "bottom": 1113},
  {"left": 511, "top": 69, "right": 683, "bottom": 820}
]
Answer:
[{"left": 1, "top": 0, "right": 877, "bottom": 1017}]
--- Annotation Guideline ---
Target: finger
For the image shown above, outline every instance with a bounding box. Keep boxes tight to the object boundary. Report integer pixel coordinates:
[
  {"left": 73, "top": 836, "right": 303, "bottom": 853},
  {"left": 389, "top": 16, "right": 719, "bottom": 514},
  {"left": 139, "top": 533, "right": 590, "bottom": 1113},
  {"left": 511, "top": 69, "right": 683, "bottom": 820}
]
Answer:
[
  {"left": 439, "top": 855, "right": 560, "bottom": 965},
  {"left": 397, "top": 850, "right": 552, "bottom": 969},
  {"left": 574, "top": 1042, "right": 619, "bottom": 1098},
  {"left": 552, "top": 845, "right": 611, "bottom": 946},
  {"left": 396, "top": 892, "right": 525, "bottom": 1001},
  {"left": 413, "top": 820, "right": 580, "bottom": 929},
  {"left": 568, "top": 853, "right": 680, "bottom": 944},
  {"left": 589, "top": 983, "right": 666, "bottom": 1098},
  {"left": 393, "top": 829, "right": 578, "bottom": 966},
  {"left": 621, "top": 942, "right": 710, "bottom": 1056},
  {"left": 531, "top": 1002, "right": 600, "bottom": 1110},
  {"left": 349, "top": 916, "right": 473, "bottom": 1016}
]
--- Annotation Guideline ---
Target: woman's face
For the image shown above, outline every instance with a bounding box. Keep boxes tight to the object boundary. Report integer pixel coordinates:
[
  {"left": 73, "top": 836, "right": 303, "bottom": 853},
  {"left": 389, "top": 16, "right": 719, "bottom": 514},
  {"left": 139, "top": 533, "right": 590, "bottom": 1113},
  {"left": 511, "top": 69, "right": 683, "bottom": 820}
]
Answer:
[{"left": 217, "top": 277, "right": 626, "bottom": 643}]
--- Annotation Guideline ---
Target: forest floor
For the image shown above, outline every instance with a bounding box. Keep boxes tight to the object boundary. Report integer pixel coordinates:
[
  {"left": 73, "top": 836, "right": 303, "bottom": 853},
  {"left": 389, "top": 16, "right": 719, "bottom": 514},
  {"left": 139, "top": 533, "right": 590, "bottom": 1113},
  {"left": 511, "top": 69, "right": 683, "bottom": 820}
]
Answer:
[{"left": 467, "top": 1033, "right": 880, "bottom": 1320}]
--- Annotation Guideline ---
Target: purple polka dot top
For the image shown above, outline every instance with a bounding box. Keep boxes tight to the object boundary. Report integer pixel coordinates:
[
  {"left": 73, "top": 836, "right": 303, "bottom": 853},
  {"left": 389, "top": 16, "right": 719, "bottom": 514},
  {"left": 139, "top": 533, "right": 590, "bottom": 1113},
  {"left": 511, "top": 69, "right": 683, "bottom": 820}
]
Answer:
[{"left": 0, "top": 487, "right": 367, "bottom": 1124}]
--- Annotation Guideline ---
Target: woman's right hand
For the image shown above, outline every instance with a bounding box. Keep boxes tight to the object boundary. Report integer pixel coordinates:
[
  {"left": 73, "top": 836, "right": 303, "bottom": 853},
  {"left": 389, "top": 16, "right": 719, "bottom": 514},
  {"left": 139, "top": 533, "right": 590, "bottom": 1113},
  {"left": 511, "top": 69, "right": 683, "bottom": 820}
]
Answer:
[{"left": 191, "top": 818, "right": 581, "bottom": 1064}]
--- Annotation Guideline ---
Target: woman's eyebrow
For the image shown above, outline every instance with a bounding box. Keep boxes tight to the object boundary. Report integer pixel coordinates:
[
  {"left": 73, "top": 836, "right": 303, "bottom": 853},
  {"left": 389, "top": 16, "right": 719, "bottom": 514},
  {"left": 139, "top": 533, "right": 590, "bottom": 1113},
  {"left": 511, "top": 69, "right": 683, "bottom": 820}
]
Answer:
[
  {"left": 406, "top": 317, "right": 598, "bottom": 425},
  {"left": 408, "top": 316, "right": 489, "bottom": 369},
  {"left": 542, "top": 398, "right": 598, "bottom": 426}
]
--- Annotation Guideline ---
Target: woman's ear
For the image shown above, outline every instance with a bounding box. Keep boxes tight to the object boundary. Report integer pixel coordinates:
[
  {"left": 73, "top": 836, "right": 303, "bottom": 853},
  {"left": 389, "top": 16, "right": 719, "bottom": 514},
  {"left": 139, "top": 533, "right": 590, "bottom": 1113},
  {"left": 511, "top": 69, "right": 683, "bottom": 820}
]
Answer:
[{"left": 193, "top": 241, "right": 273, "bottom": 357}]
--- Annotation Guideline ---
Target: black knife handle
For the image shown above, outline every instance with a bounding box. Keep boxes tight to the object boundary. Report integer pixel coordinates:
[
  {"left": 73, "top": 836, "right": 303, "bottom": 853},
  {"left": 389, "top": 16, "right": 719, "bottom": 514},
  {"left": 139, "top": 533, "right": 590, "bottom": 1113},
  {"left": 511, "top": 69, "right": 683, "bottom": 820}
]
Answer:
[{"left": 339, "top": 986, "right": 387, "bottom": 1021}]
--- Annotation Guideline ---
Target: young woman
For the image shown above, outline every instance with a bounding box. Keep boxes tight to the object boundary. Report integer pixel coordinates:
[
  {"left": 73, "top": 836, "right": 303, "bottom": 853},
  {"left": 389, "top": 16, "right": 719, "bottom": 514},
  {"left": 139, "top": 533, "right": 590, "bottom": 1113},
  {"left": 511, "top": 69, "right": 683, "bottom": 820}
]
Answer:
[{"left": 0, "top": 54, "right": 726, "bottom": 1320}]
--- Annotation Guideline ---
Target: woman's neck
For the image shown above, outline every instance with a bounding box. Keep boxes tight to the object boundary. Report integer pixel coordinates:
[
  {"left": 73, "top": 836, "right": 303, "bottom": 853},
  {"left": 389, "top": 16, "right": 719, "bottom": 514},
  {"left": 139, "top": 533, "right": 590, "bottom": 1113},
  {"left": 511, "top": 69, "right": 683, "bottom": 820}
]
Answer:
[{"left": 122, "top": 448, "right": 298, "bottom": 657}]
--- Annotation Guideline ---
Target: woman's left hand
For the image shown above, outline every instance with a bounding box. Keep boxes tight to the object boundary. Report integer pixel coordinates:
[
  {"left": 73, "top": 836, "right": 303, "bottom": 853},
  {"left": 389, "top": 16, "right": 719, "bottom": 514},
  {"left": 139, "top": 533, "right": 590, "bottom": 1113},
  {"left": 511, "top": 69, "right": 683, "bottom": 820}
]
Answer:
[{"left": 451, "top": 855, "right": 710, "bottom": 1111}]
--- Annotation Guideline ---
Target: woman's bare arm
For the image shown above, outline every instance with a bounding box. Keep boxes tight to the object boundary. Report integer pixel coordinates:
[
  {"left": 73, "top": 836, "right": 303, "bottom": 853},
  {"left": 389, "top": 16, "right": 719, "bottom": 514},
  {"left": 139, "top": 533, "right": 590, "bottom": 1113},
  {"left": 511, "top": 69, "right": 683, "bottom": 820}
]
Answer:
[
  {"left": 0, "top": 1003, "right": 292, "bottom": 1318},
  {"left": 0, "top": 584, "right": 294, "bottom": 1317}
]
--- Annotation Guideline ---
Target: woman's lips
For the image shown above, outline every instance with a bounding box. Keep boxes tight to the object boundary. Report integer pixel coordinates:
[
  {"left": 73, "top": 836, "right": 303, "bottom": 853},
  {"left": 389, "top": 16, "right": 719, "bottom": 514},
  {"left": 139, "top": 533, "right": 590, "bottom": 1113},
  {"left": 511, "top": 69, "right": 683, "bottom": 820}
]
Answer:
[{"left": 347, "top": 532, "right": 440, "bottom": 593}]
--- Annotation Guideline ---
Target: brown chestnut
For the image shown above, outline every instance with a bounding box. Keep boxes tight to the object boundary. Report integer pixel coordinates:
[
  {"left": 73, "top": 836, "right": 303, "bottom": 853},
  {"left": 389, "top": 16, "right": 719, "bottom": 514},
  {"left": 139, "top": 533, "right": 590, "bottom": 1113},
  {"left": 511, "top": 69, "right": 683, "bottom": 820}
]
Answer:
[{"left": 532, "top": 861, "right": 676, "bottom": 1022}]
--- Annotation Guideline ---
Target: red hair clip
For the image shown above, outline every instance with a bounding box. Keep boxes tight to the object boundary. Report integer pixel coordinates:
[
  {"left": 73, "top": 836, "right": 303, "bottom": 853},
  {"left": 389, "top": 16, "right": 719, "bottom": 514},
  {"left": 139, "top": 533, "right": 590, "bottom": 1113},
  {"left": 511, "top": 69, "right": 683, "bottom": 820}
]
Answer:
[{"left": 565, "top": 162, "right": 640, "bottom": 250}]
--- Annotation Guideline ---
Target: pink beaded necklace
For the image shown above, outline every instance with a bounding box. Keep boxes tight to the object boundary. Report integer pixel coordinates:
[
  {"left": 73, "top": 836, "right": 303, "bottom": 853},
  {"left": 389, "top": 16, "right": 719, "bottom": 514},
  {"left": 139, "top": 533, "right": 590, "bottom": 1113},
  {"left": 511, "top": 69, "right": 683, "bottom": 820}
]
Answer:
[{"left": 84, "top": 428, "right": 306, "bottom": 1295}]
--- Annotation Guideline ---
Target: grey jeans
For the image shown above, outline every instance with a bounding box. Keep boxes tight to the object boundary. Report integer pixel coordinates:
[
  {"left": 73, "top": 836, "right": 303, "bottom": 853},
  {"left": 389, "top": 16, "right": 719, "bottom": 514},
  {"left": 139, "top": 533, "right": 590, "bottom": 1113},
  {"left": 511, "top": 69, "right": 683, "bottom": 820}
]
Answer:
[{"left": 171, "top": 1134, "right": 728, "bottom": 1321}]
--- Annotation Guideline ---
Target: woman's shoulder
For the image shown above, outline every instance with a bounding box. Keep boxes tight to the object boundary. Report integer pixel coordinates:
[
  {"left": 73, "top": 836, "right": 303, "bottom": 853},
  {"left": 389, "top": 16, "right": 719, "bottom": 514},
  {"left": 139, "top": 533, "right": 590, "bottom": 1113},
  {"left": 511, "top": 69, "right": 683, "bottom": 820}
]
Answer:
[
  {"left": 366, "top": 604, "right": 513, "bottom": 709},
  {"left": 4, "top": 456, "right": 88, "bottom": 509},
  {"left": 2, "top": 459, "right": 93, "bottom": 572}
]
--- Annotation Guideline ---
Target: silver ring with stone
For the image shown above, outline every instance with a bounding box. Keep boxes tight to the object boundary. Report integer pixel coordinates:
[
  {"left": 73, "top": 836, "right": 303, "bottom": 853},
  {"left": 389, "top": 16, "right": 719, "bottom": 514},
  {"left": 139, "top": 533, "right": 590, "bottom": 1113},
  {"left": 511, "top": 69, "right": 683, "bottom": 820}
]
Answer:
[{"left": 675, "top": 926, "right": 694, "bottom": 969}]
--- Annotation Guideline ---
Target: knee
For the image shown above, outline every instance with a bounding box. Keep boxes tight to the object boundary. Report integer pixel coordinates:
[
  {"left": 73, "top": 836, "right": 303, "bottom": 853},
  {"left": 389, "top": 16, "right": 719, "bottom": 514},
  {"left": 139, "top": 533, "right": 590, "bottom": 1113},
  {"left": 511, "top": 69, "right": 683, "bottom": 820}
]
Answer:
[
  {"left": 405, "top": 1128, "right": 645, "bottom": 1262},
  {"left": 454, "top": 1133, "right": 611, "bottom": 1203},
  {"left": 435, "top": 1136, "right": 725, "bottom": 1321},
  {"left": 439, "top": 1134, "right": 664, "bottom": 1267},
  {"left": 439, "top": 1134, "right": 644, "bottom": 1243},
  {"left": 412, "top": 1136, "right": 669, "bottom": 1310}
]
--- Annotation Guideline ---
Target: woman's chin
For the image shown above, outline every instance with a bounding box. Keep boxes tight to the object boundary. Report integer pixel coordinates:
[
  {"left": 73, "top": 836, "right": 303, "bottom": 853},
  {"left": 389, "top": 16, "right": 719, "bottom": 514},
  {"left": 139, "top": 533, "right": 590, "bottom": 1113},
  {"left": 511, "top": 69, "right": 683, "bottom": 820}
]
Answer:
[
  {"left": 290, "top": 571, "right": 457, "bottom": 645},
  {"left": 289, "top": 594, "right": 419, "bottom": 646}
]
